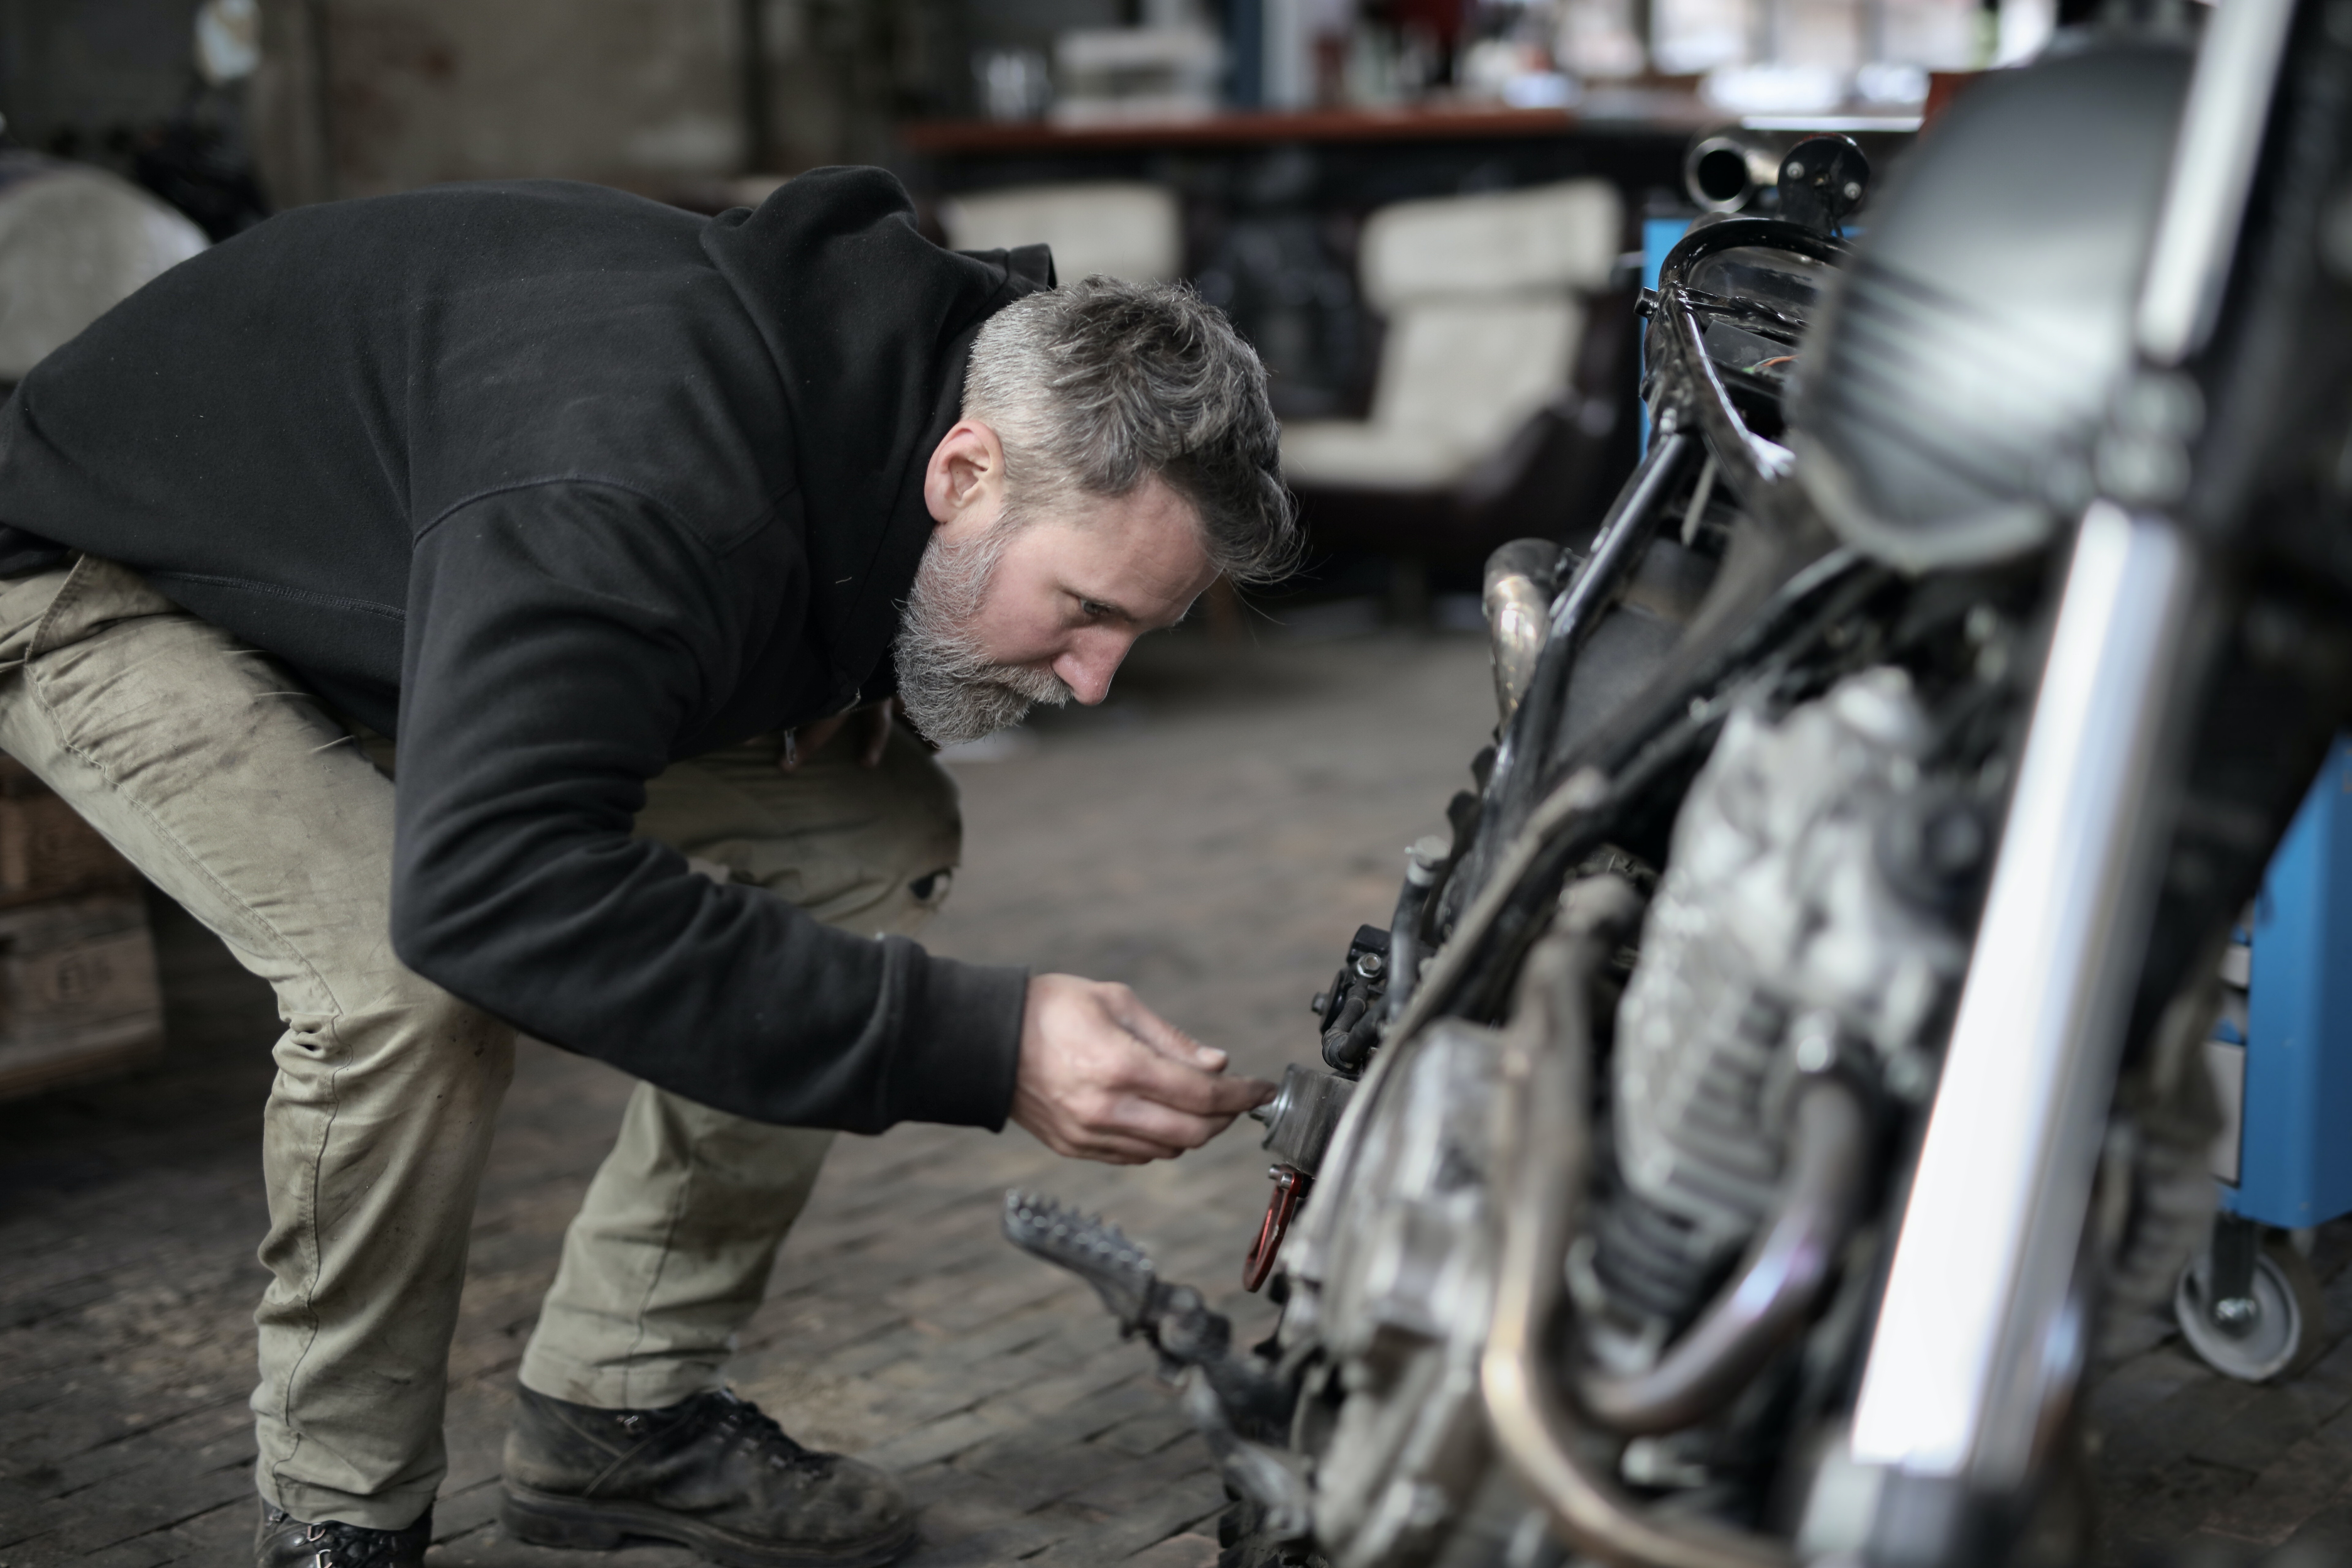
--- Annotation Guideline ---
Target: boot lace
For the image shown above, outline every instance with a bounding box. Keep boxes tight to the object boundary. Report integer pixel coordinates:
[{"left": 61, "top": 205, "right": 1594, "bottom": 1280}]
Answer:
[{"left": 709, "top": 1393, "right": 835, "bottom": 1476}]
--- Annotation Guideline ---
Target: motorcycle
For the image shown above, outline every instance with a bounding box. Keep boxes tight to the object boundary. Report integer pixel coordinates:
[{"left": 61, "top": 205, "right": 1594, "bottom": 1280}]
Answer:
[{"left": 1005, "top": 2, "right": 2352, "bottom": 1562}]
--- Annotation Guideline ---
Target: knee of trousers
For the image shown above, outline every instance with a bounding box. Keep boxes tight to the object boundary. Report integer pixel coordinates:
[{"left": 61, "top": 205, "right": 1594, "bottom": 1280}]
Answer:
[
  {"left": 811, "top": 726, "right": 963, "bottom": 876},
  {"left": 870, "top": 750, "right": 962, "bottom": 907},
  {"left": 270, "top": 968, "right": 517, "bottom": 1124},
  {"left": 692, "top": 733, "right": 966, "bottom": 939},
  {"left": 834, "top": 727, "right": 963, "bottom": 914}
]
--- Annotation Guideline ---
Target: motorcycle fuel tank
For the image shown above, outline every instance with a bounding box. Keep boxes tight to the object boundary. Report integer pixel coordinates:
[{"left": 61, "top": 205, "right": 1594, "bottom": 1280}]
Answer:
[{"left": 1791, "top": 38, "right": 2195, "bottom": 571}]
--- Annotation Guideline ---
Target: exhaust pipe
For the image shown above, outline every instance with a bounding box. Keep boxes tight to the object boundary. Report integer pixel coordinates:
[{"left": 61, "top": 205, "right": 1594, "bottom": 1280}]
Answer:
[
  {"left": 1481, "top": 878, "right": 1793, "bottom": 1568},
  {"left": 1483, "top": 538, "right": 1561, "bottom": 725},
  {"left": 1576, "top": 1076, "right": 1870, "bottom": 1435}
]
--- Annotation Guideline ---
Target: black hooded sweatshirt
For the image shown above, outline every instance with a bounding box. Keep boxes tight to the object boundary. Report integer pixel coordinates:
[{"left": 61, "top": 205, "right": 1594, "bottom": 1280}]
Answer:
[{"left": 0, "top": 167, "right": 1051, "bottom": 1134}]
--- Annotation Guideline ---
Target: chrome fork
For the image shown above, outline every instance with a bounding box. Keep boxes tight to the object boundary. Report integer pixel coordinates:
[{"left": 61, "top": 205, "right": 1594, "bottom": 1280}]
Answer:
[
  {"left": 1836, "top": 502, "right": 2205, "bottom": 1551},
  {"left": 1817, "top": 1, "right": 2297, "bottom": 1558}
]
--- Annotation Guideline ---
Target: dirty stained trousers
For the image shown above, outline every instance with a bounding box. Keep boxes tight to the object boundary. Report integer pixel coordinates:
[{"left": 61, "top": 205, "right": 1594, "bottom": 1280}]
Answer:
[{"left": 0, "top": 555, "right": 965, "bottom": 1530}]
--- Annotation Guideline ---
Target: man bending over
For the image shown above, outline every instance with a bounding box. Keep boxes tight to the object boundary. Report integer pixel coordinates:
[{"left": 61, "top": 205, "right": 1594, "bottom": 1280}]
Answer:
[{"left": 0, "top": 165, "right": 1292, "bottom": 1568}]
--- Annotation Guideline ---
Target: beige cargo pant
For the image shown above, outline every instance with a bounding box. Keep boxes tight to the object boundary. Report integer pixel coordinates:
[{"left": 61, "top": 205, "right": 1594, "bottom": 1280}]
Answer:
[{"left": 0, "top": 556, "right": 963, "bottom": 1530}]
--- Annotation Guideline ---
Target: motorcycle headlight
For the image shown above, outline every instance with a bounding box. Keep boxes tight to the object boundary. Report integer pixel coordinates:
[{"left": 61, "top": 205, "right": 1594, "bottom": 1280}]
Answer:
[{"left": 1790, "top": 37, "right": 2196, "bottom": 571}]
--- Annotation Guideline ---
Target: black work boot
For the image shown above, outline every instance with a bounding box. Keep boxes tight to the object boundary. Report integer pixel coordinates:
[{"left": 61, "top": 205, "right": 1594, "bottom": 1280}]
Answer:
[
  {"left": 255, "top": 1502, "right": 431, "bottom": 1567},
  {"left": 501, "top": 1385, "right": 916, "bottom": 1567}
]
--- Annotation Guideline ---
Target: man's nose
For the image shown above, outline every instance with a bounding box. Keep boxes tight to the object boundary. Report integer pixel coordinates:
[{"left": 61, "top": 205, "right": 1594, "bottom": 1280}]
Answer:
[{"left": 1053, "top": 636, "right": 1132, "bottom": 706}]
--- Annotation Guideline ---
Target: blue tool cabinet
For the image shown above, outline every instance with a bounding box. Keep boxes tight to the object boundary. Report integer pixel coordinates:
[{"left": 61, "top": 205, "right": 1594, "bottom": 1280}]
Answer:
[
  {"left": 2213, "top": 734, "right": 2352, "bottom": 1229},
  {"left": 2179, "top": 738, "right": 2352, "bottom": 1381}
]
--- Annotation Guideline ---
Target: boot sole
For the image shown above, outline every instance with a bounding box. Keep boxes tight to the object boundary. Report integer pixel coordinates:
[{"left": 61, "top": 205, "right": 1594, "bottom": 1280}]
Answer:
[{"left": 500, "top": 1481, "right": 919, "bottom": 1568}]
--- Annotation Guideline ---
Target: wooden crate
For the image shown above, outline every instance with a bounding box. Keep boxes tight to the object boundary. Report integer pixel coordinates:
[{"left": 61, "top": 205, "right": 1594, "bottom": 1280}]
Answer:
[
  {"left": 0, "top": 754, "right": 142, "bottom": 908},
  {"left": 0, "top": 891, "right": 165, "bottom": 1100},
  {"left": 0, "top": 757, "right": 164, "bottom": 1101}
]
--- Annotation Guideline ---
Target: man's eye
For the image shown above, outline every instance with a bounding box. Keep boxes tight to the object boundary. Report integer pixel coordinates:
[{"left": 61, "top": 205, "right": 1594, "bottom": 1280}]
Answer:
[{"left": 1080, "top": 599, "right": 1114, "bottom": 619}]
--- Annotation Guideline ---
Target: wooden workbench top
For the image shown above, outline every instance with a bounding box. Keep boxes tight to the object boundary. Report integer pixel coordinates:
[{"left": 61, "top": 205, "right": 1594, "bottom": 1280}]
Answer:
[{"left": 901, "top": 93, "right": 1718, "bottom": 154}]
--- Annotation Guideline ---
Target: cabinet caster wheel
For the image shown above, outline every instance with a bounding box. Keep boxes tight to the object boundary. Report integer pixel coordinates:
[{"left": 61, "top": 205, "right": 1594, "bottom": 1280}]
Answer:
[{"left": 2176, "top": 1236, "right": 2327, "bottom": 1383}]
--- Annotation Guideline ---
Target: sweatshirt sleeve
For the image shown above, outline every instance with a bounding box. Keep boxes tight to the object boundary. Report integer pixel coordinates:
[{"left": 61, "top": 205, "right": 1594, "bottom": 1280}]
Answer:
[{"left": 387, "top": 480, "right": 1028, "bottom": 1133}]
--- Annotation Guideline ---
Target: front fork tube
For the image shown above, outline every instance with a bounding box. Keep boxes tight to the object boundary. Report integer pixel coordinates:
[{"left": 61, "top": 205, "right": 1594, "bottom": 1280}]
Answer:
[{"left": 1832, "top": 505, "right": 2217, "bottom": 1565}]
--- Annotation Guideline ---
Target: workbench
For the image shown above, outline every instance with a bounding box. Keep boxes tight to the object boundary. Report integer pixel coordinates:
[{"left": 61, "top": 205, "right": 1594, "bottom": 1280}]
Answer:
[{"left": 894, "top": 99, "right": 1707, "bottom": 420}]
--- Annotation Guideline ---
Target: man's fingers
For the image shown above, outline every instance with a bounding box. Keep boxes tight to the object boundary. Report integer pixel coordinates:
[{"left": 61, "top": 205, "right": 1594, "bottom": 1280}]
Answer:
[
  {"left": 1108, "top": 993, "right": 1228, "bottom": 1071},
  {"left": 1012, "top": 974, "right": 1274, "bottom": 1166},
  {"left": 1176, "top": 1071, "right": 1274, "bottom": 1115},
  {"left": 1114, "top": 1047, "right": 1276, "bottom": 1119},
  {"left": 1098, "top": 1095, "right": 1245, "bottom": 1152},
  {"left": 1108, "top": 1047, "right": 1241, "bottom": 1115},
  {"left": 1082, "top": 1133, "right": 1185, "bottom": 1164},
  {"left": 1038, "top": 1119, "right": 1184, "bottom": 1164}
]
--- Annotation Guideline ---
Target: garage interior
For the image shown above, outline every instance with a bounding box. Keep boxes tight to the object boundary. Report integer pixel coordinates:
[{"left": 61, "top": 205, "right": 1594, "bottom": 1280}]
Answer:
[{"left": 6, "top": 2, "right": 2351, "bottom": 1566}]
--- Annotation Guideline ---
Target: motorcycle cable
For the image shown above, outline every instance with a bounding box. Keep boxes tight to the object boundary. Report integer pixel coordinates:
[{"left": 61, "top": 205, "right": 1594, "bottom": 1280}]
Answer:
[
  {"left": 1412, "top": 547, "right": 1896, "bottom": 1036},
  {"left": 1444, "top": 217, "right": 1849, "bottom": 959}
]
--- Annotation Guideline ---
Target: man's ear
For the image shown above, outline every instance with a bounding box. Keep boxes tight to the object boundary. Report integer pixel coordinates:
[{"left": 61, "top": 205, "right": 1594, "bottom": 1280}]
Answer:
[{"left": 924, "top": 420, "right": 1006, "bottom": 535}]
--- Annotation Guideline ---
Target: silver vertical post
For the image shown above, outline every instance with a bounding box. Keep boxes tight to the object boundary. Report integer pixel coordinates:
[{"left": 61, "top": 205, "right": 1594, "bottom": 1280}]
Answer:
[{"left": 1847, "top": 502, "right": 2201, "bottom": 1490}]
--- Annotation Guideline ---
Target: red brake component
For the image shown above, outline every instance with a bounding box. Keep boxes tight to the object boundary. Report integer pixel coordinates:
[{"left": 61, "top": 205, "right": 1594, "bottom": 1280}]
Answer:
[{"left": 1244, "top": 1163, "right": 1312, "bottom": 1292}]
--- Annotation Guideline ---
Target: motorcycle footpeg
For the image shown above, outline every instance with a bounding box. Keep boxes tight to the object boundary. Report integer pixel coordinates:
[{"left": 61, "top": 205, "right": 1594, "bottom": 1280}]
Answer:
[
  {"left": 1001, "top": 1189, "right": 1170, "bottom": 1335},
  {"left": 1003, "top": 1190, "right": 1292, "bottom": 1434}
]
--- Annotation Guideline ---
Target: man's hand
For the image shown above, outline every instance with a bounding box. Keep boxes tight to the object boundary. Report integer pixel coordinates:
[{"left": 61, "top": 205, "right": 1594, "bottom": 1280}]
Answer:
[{"left": 1012, "top": 974, "right": 1274, "bottom": 1164}]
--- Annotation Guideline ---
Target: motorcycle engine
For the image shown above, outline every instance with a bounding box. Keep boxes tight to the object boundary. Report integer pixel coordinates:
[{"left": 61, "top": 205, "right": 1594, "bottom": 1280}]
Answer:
[
  {"left": 1283, "top": 668, "right": 1977, "bottom": 1568},
  {"left": 1588, "top": 667, "right": 1970, "bottom": 1365},
  {"left": 1293, "top": 1018, "right": 1507, "bottom": 1568}
]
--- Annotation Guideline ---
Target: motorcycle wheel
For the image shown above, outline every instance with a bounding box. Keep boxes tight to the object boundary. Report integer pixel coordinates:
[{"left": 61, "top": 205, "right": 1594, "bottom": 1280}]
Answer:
[{"left": 2173, "top": 1237, "right": 2327, "bottom": 1383}]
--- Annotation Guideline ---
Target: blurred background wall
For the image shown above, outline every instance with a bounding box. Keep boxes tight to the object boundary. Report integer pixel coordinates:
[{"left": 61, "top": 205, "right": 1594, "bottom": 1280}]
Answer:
[
  {"left": 303, "top": 0, "right": 745, "bottom": 196},
  {"left": 0, "top": 0, "right": 2034, "bottom": 605},
  {"left": 0, "top": 0, "right": 949, "bottom": 206}
]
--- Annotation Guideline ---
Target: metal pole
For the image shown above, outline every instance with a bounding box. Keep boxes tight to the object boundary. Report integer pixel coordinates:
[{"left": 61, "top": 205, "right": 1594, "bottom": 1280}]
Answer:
[{"left": 1847, "top": 503, "right": 2203, "bottom": 1502}]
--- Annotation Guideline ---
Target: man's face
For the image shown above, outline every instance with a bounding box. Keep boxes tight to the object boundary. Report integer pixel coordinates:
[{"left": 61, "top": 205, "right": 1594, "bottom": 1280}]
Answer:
[
  {"left": 895, "top": 420, "right": 1217, "bottom": 746},
  {"left": 951, "top": 477, "right": 1215, "bottom": 704}
]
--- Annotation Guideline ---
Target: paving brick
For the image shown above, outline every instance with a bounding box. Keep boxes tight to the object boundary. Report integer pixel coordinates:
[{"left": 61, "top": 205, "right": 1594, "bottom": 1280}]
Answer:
[
  {"left": 125, "top": 1495, "right": 258, "bottom": 1566},
  {"left": 429, "top": 1529, "right": 695, "bottom": 1567},
  {"left": 857, "top": 1407, "right": 1025, "bottom": 1473},
  {"left": 2284, "top": 1498, "right": 2352, "bottom": 1555},
  {"left": 2190, "top": 1378, "right": 2352, "bottom": 1477},
  {"left": 56, "top": 1542, "right": 173, "bottom": 1568},
  {"left": 2102, "top": 1375, "right": 2270, "bottom": 1475},
  {"left": 1094, "top": 1408, "right": 1195, "bottom": 1459},
  {"left": 898, "top": 1515, "right": 1076, "bottom": 1568},
  {"left": 1017, "top": 1463, "right": 1225, "bottom": 1568},
  {"left": 961, "top": 1437, "right": 1154, "bottom": 1516},
  {"left": 2093, "top": 1347, "right": 2211, "bottom": 1433},
  {"left": 2198, "top": 1409, "right": 2352, "bottom": 1546},
  {"left": 1127, "top": 1532, "right": 1221, "bottom": 1568}
]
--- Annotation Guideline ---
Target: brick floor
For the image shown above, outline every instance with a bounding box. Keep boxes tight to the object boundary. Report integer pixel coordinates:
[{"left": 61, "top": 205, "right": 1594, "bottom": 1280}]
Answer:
[
  {"left": 8, "top": 625, "right": 2352, "bottom": 1566},
  {"left": 0, "top": 629, "right": 1501, "bottom": 1566}
]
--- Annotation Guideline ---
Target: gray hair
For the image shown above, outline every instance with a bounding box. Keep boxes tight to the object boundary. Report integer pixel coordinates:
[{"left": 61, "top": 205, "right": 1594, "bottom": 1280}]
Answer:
[{"left": 961, "top": 275, "right": 1299, "bottom": 584}]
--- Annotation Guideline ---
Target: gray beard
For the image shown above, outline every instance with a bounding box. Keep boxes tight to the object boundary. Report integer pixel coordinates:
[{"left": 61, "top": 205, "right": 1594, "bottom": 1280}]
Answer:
[{"left": 893, "top": 520, "right": 1074, "bottom": 747}]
